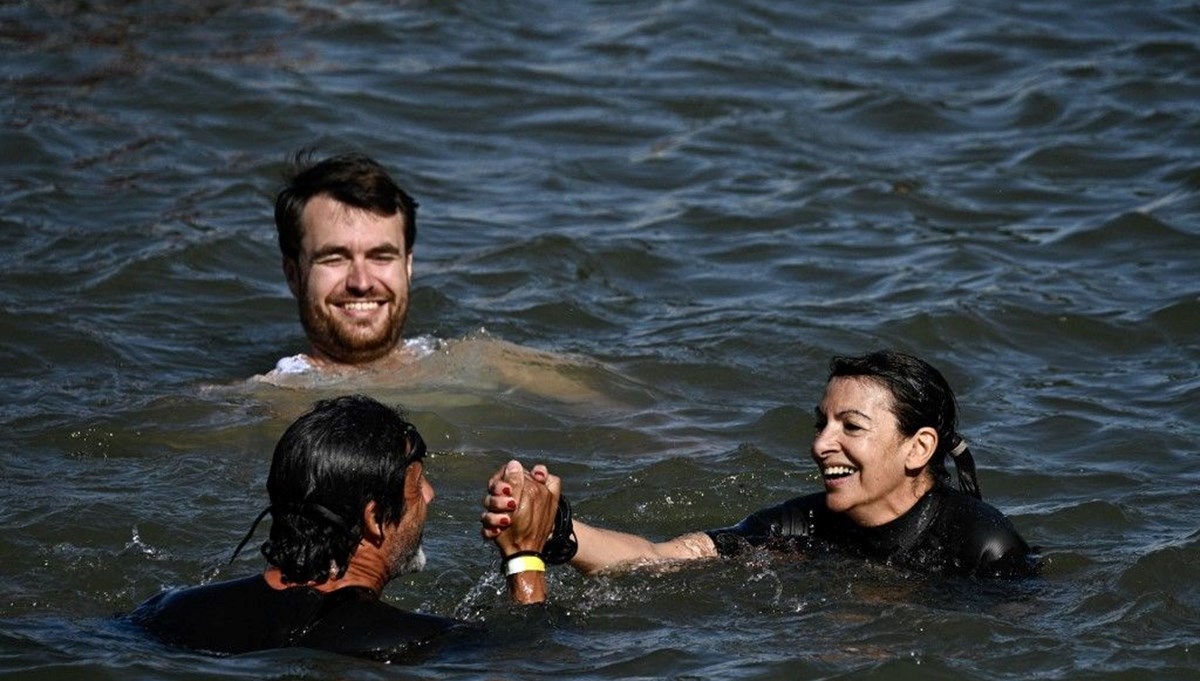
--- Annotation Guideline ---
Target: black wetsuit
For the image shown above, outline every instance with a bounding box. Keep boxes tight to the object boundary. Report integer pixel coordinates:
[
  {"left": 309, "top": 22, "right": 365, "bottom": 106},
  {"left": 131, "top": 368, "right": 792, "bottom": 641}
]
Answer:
[
  {"left": 130, "top": 575, "right": 467, "bottom": 661},
  {"left": 706, "top": 485, "right": 1037, "bottom": 578}
]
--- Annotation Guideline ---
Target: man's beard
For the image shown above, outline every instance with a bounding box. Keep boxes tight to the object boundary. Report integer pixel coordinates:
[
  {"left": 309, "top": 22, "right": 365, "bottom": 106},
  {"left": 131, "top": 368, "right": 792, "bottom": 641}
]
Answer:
[
  {"left": 389, "top": 541, "right": 427, "bottom": 579},
  {"left": 297, "top": 295, "right": 406, "bottom": 364}
]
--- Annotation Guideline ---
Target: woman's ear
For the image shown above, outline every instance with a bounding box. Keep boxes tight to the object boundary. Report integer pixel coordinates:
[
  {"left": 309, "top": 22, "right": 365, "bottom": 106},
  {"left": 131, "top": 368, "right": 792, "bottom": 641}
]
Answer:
[{"left": 904, "top": 427, "right": 938, "bottom": 472}]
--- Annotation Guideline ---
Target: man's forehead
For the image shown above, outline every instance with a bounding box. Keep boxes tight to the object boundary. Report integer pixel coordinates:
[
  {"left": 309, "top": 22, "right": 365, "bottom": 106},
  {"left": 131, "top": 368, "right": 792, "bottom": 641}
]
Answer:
[{"left": 299, "top": 195, "right": 407, "bottom": 249}]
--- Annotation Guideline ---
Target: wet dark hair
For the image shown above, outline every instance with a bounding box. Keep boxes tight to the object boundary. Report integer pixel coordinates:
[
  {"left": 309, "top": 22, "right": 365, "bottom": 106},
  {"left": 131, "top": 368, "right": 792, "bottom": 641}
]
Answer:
[
  {"left": 274, "top": 151, "right": 418, "bottom": 262},
  {"left": 256, "top": 394, "right": 426, "bottom": 584},
  {"left": 828, "top": 350, "right": 982, "bottom": 499}
]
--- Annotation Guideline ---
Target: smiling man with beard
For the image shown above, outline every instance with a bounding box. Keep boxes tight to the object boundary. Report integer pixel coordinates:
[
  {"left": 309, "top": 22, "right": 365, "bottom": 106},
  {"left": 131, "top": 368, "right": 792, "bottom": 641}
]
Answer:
[
  {"left": 255, "top": 152, "right": 609, "bottom": 405},
  {"left": 271, "top": 153, "right": 417, "bottom": 371},
  {"left": 131, "top": 395, "right": 554, "bottom": 662}
]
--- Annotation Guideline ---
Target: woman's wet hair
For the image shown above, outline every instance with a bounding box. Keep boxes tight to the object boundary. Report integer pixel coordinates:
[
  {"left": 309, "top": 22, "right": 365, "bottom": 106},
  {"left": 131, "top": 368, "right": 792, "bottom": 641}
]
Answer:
[
  {"left": 259, "top": 394, "right": 426, "bottom": 584},
  {"left": 274, "top": 151, "right": 419, "bottom": 262},
  {"left": 828, "top": 350, "right": 982, "bottom": 499}
]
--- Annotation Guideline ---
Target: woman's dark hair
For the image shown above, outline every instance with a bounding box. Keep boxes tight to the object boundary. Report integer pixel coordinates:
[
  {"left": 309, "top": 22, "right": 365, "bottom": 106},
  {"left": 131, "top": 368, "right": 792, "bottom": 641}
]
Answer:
[
  {"left": 259, "top": 394, "right": 426, "bottom": 584},
  {"left": 274, "top": 151, "right": 419, "bottom": 262},
  {"left": 828, "top": 350, "right": 982, "bottom": 498}
]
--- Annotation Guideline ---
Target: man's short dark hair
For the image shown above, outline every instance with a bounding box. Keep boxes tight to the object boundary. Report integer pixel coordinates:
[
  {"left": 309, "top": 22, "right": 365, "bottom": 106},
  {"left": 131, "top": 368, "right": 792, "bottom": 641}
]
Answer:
[
  {"left": 274, "top": 152, "right": 419, "bottom": 262},
  {"left": 261, "top": 395, "right": 425, "bottom": 584}
]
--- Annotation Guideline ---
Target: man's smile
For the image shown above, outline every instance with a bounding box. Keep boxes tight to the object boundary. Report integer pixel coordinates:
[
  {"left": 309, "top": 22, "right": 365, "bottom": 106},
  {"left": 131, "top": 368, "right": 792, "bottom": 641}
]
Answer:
[{"left": 337, "top": 300, "right": 385, "bottom": 313}]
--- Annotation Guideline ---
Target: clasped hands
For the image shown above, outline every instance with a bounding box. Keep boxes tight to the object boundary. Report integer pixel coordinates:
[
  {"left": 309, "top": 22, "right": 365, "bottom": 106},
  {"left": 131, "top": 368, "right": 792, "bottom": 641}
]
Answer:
[{"left": 480, "top": 460, "right": 560, "bottom": 561}]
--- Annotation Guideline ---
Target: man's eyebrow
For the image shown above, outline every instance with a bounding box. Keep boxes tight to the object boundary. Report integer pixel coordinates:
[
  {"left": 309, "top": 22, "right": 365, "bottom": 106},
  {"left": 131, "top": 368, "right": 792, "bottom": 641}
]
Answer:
[
  {"left": 309, "top": 244, "right": 352, "bottom": 259},
  {"left": 308, "top": 243, "right": 402, "bottom": 259},
  {"left": 366, "top": 244, "right": 403, "bottom": 256}
]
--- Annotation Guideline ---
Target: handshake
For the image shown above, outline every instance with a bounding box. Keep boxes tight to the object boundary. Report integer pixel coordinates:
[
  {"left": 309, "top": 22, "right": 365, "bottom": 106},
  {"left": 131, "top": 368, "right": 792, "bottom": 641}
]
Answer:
[{"left": 478, "top": 461, "right": 578, "bottom": 600}]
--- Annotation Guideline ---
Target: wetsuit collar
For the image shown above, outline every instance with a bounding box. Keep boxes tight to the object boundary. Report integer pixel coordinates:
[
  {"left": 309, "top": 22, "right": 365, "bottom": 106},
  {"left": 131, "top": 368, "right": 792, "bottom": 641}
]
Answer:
[{"left": 852, "top": 487, "right": 940, "bottom": 558}]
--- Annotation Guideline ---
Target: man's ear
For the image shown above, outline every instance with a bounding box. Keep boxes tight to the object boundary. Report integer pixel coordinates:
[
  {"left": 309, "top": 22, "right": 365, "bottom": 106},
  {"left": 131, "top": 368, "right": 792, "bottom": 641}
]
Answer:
[
  {"left": 283, "top": 257, "right": 301, "bottom": 299},
  {"left": 360, "top": 500, "right": 385, "bottom": 546},
  {"left": 904, "top": 427, "right": 938, "bottom": 472},
  {"left": 405, "top": 251, "right": 414, "bottom": 284}
]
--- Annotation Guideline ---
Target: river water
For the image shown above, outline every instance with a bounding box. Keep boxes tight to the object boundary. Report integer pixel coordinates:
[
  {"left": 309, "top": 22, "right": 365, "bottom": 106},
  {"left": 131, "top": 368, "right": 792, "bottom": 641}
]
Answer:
[{"left": 2, "top": 1, "right": 1198, "bottom": 679}]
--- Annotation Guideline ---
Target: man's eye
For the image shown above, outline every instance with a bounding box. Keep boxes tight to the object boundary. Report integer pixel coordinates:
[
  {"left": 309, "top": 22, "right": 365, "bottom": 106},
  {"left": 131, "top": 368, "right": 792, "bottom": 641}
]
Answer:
[
  {"left": 843, "top": 422, "right": 863, "bottom": 433},
  {"left": 314, "top": 255, "right": 347, "bottom": 266}
]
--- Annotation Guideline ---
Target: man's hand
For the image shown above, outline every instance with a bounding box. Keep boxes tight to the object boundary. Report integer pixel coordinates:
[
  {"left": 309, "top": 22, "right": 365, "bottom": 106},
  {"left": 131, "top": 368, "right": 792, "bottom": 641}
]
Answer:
[
  {"left": 480, "top": 460, "right": 554, "bottom": 546},
  {"left": 481, "top": 460, "right": 559, "bottom": 605}
]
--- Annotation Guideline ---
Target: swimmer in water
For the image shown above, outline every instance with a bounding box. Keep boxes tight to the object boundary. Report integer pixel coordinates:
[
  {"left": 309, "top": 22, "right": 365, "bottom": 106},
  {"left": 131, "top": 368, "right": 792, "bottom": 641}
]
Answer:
[
  {"left": 481, "top": 350, "right": 1039, "bottom": 579},
  {"left": 130, "top": 395, "right": 557, "bottom": 662},
  {"left": 270, "top": 152, "right": 421, "bottom": 374},
  {"left": 256, "top": 151, "right": 614, "bottom": 405}
]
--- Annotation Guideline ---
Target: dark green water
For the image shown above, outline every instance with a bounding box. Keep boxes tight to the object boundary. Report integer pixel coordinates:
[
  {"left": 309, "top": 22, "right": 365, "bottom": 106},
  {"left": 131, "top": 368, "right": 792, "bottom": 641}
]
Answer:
[{"left": 2, "top": 1, "right": 1198, "bottom": 679}]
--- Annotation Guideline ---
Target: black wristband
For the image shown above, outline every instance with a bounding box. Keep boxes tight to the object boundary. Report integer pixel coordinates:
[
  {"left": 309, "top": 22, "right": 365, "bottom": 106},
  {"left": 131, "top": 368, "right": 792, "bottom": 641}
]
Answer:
[{"left": 542, "top": 495, "right": 579, "bottom": 565}]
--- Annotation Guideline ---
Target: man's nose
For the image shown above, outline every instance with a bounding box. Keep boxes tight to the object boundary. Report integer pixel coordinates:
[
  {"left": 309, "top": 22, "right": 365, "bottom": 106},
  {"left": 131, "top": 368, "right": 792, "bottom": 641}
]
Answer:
[{"left": 346, "top": 258, "right": 372, "bottom": 292}]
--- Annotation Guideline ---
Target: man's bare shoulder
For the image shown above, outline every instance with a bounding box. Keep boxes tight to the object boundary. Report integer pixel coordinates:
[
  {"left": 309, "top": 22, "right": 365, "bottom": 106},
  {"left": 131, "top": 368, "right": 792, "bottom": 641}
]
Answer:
[{"left": 245, "top": 331, "right": 643, "bottom": 408}]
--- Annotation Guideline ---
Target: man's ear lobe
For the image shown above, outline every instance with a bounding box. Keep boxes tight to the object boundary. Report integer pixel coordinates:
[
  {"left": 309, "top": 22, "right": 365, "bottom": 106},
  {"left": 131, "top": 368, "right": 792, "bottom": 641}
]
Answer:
[{"left": 283, "top": 257, "right": 301, "bottom": 298}]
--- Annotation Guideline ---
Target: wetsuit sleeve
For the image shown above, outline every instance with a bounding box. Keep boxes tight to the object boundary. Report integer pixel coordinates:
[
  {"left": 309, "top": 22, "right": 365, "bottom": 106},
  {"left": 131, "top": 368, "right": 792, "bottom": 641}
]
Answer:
[
  {"left": 961, "top": 511, "right": 1039, "bottom": 578},
  {"left": 704, "top": 495, "right": 820, "bottom": 557},
  {"left": 705, "top": 508, "right": 776, "bottom": 556}
]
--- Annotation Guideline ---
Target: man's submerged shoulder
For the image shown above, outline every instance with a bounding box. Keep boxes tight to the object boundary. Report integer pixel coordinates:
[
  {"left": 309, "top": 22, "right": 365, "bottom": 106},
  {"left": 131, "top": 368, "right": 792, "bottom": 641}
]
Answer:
[
  {"left": 255, "top": 338, "right": 439, "bottom": 383},
  {"left": 130, "top": 576, "right": 471, "bottom": 661},
  {"left": 271, "top": 353, "right": 316, "bottom": 375},
  {"left": 128, "top": 575, "right": 291, "bottom": 654},
  {"left": 299, "top": 589, "right": 471, "bottom": 661}
]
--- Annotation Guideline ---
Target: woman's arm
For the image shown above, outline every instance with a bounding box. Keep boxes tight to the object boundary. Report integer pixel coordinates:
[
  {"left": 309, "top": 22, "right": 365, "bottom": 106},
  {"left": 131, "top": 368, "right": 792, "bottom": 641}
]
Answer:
[
  {"left": 481, "top": 461, "right": 717, "bottom": 576},
  {"left": 569, "top": 521, "right": 717, "bottom": 575}
]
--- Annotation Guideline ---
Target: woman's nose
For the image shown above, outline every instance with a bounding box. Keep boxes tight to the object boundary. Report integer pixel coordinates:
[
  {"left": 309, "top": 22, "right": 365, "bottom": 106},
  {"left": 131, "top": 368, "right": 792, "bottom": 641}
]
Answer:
[{"left": 811, "top": 424, "right": 835, "bottom": 457}]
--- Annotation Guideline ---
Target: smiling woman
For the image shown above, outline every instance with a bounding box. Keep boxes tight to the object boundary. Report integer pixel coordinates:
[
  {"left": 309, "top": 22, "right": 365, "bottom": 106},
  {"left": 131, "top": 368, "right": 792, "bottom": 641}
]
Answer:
[
  {"left": 704, "top": 350, "right": 1038, "bottom": 578},
  {"left": 482, "top": 350, "right": 1039, "bottom": 579}
]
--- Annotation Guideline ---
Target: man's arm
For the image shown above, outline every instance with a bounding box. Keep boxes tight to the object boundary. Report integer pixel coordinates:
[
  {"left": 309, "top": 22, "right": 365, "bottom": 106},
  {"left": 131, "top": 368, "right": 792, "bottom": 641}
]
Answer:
[{"left": 481, "top": 461, "right": 718, "bottom": 576}]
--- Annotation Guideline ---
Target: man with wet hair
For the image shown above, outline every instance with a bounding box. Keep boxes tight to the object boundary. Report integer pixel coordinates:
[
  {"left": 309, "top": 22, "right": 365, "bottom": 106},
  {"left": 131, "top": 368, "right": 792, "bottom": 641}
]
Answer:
[
  {"left": 271, "top": 153, "right": 419, "bottom": 371},
  {"left": 131, "top": 395, "right": 556, "bottom": 662},
  {"left": 258, "top": 151, "right": 610, "bottom": 405}
]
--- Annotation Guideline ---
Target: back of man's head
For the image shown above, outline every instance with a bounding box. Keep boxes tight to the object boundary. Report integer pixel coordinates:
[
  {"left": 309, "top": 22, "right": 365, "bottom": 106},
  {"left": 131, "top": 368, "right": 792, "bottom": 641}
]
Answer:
[
  {"left": 273, "top": 152, "right": 419, "bottom": 262},
  {"left": 261, "top": 394, "right": 424, "bottom": 584}
]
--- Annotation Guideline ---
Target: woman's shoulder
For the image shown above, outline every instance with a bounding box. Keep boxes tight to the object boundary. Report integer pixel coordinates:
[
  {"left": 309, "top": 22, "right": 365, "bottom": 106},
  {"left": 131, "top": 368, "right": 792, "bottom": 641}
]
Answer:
[
  {"left": 930, "top": 486, "right": 1038, "bottom": 578},
  {"left": 932, "top": 485, "right": 1019, "bottom": 526}
]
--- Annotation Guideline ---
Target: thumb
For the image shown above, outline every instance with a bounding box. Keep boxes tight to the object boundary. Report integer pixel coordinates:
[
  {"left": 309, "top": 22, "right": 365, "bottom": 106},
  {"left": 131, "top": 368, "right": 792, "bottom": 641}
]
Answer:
[{"left": 503, "top": 460, "right": 526, "bottom": 497}]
